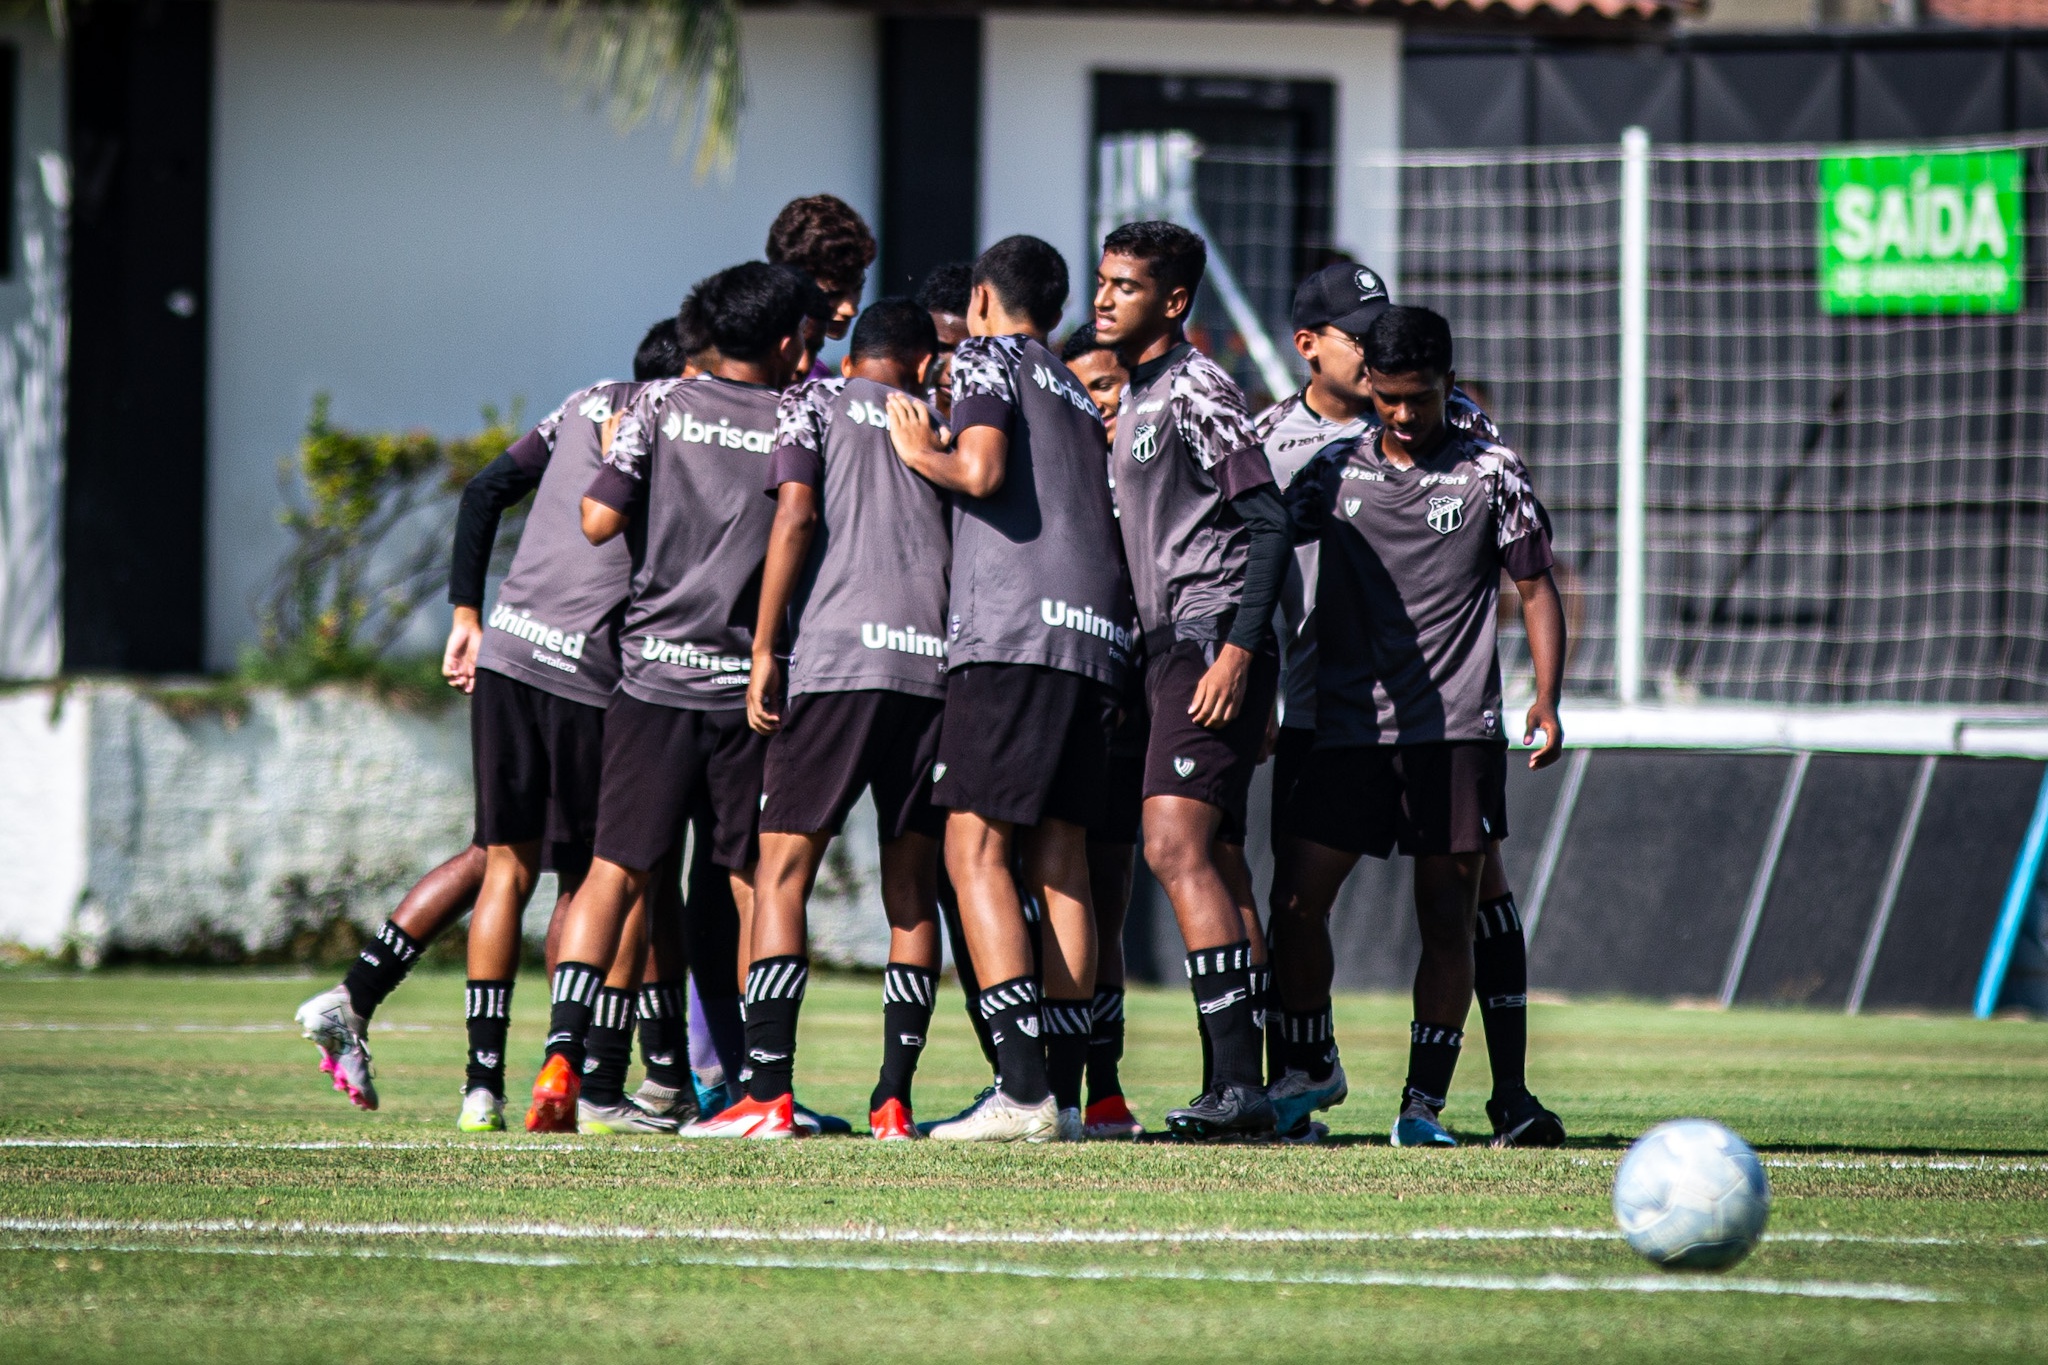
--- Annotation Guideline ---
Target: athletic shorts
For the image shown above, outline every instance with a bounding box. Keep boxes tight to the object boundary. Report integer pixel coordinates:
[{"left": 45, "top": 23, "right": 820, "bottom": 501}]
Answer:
[
  {"left": 760, "top": 690, "right": 946, "bottom": 842},
  {"left": 470, "top": 667, "right": 606, "bottom": 848},
  {"left": 933, "top": 663, "right": 1116, "bottom": 828},
  {"left": 1276, "top": 740, "right": 1509, "bottom": 859},
  {"left": 592, "top": 694, "right": 765, "bottom": 873},
  {"left": 1268, "top": 726, "right": 1317, "bottom": 854},
  {"left": 1141, "top": 640, "right": 1280, "bottom": 845}
]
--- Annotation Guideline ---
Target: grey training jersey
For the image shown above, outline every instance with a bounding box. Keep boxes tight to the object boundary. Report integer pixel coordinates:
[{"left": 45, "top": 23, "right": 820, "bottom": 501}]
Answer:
[
  {"left": 768, "top": 376, "right": 952, "bottom": 699},
  {"left": 478, "top": 381, "right": 640, "bottom": 707},
  {"left": 1254, "top": 387, "right": 1499, "bottom": 728},
  {"left": 1304, "top": 427, "right": 1552, "bottom": 747},
  {"left": 1110, "top": 345, "right": 1272, "bottom": 640},
  {"left": 587, "top": 374, "right": 781, "bottom": 710},
  {"left": 946, "top": 334, "right": 1129, "bottom": 687}
]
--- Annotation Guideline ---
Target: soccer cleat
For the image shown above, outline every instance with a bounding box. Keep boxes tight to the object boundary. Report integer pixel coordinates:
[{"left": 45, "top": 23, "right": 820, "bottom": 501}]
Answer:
[
  {"left": 1055, "top": 1106, "right": 1085, "bottom": 1142},
  {"left": 294, "top": 984, "right": 378, "bottom": 1110},
  {"left": 578, "top": 1098, "right": 681, "bottom": 1135},
  {"left": 925, "top": 1088, "right": 1057, "bottom": 1142},
  {"left": 458, "top": 1087, "right": 505, "bottom": 1132},
  {"left": 1269, "top": 1061, "right": 1349, "bottom": 1137},
  {"left": 1487, "top": 1090, "right": 1566, "bottom": 1149},
  {"left": 525, "top": 1053, "right": 580, "bottom": 1133},
  {"left": 1164, "top": 1083, "right": 1276, "bottom": 1142},
  {"left": 680, "top": 1093, "right": 799, "bottom": 1139},
  {"left": 868, "top": 1097, "right": 918, "bottom": 1140},
  {"left": 793, "top": 1099, "right": 853, "bottom": 1137},
  {"left": 917, "top": 1085, "right": 996, "bottom": 1137},
  {"left": 1391, "top": 1097, "right": 1458, "bottom": 1148},
  {"left": 632, "top": 1079, "right": 700, "bottom": 1124},
  {"left": 1082, "top": 1094, "right": 1145, "bottom": 1141},
  {"left": 1279, "top": 1119, "right": 1330, "bottom": 1146},
  {"left": 691, "top": 1070, "right": 731, "bottom": 1120}
]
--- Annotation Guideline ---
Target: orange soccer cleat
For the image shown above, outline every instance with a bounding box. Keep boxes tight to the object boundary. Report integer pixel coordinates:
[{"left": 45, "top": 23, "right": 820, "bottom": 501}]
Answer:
[
  {"left": 524, "top": 1053, "right": 581, "bottom": 1133},
  {"left": 1082, "top": 1093, "right": 1145, "bottom": 1141},
  {"left": 679, "top": 1092, "right": 799, "bottom": 1139},
  {"left": 868, "top": 1097, "right": 918, "bottom": 1140}
]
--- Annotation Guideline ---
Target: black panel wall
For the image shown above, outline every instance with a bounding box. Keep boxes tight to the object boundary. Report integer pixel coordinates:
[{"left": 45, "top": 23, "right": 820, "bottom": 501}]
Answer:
[
  {"left": 65, "top": 0, "right": 214, "bottom": 672},
  {"left": 879, "top": 16, "right": 979, "bottom": 298},
  {"left": 1863, "top": 757, "right": 2045, "bottom": 1012},
  {"left": 1732, "top": 753, "right": 1923, "bottom": 1008},
  {"left": 1528, "top": 751, "right": 1788, "bottom": 998}
]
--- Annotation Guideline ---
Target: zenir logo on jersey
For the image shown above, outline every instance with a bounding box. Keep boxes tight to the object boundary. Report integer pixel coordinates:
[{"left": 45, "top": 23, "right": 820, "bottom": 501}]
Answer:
[
  {"left": 1130, "top": 424, "right": 1160, "bottom": 464},
  {"left": 1427, "top": 496, "right": 1465, "bottom": 535}
]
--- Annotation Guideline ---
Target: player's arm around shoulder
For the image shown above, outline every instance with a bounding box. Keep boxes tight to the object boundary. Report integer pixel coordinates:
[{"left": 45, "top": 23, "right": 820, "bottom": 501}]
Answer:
[
  {"left": 580, "top": 379, "right": 675, "bottom": 544},
  {"left": 1483, "top": 440, "right": 1567, "bottom": 769},
  {"left": 750, "top": 382, "right": 835, "bottom": 734}
]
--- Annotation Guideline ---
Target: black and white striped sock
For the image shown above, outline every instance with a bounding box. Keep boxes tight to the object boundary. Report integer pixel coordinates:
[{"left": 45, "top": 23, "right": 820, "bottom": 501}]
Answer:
[
  {"left": 1085, "top": 987, "right": 1126, "bottom": 1104},
  {"left": 543, "top": 961, "right": 604, "bottom": 1070},
  {"left": 464, "top": 978, "right": 513, "bottom": 1098},
  {"left": 871, "top": 962, "right": 938, "bottom": 1112},
  {"left": 743, "top": 956, "right": 808, "bottom": 1102},
  {"left": 1186, "top": 942, "right": 1262, "bottom": 1088},
  {"left": 1041, "top": 996, "right": 1093, "bottom": 1112},
  {"left": 344, "top": 919, "right": 425, "bottom": 1019},
  {"left": 636, "top": 982, "right": 689, "bottom": 1090},
  {"left": 1474, "top": 893, "right": 1529, "bottom": 1100},
  {"left": 581, "top": 986, "right": 638, "bottom": 1107},
  {"left": 1404, "top": 1021, "right": 1465, "bottom": 1113},
  {"left": 978, "top": 976, "right": 1049, "bottom": 1105},
  {"left": 1281, "top": 1004, "right": 1338, "bottom": 1082}
]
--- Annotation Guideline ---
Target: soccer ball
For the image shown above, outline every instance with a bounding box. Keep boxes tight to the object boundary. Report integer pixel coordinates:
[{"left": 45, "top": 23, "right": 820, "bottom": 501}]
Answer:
[{"left": 1611, "top": 1119, "right": 1770, "bottom": 1270}]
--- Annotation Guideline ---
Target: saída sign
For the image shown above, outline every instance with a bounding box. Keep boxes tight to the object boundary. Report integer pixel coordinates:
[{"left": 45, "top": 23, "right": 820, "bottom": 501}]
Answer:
[{"left": 1818, "top": 148, "right": 2024, "bottom": 315}]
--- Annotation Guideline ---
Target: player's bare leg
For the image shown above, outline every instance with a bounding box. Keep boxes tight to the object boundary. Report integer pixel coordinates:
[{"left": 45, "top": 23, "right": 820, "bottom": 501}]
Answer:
[
  {"left": 1021, "top": 820, "right": 1097, "bottom": 1138},
  {"left": 527, "top": 856, "right": 648, "bottom": 1132}
]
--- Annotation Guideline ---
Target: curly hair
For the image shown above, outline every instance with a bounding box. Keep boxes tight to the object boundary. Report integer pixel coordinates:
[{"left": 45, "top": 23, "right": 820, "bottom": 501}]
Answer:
[{"left": 765, "top": 194, "right": 877, "bottom": 292}]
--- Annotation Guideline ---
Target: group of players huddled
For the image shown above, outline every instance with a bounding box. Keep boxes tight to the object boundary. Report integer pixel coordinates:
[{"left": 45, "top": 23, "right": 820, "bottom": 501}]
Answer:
[{"left": 294, "top": 193, "right": 1570, "bottom": 1148}]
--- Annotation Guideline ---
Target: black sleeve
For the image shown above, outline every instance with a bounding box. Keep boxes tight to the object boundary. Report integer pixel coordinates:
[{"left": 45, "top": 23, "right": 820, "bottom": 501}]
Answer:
[
  {"left": 1229, "top": 483, "right": 1290, "bottom": 654},
  {"left": 448, "top": 451, "right": 542, "bottom": 608}
]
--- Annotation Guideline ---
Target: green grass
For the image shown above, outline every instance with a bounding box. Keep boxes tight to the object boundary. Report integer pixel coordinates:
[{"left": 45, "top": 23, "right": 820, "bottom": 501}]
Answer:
[{"left": 1, "top": 969, "right": 2044, "bottom": 1362}]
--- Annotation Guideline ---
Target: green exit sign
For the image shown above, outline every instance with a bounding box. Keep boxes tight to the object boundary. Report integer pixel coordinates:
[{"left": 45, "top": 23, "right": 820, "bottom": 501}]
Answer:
[{"left": 1818, "top": 148, "right": 2024, "bottom": 315}]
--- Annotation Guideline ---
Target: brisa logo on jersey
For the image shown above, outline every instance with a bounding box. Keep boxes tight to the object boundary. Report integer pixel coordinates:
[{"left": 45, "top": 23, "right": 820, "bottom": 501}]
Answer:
[
  {"left": 576, "top": 392, "right": 614, "bottom": 422},
  {"left": 1030, "top": 363, "right": 1097, "bottom": 418},
  {"left": 662, "top": 408, "right": 774, "bottom": 452},
  {"left": 846, "top": 399, "right": 891, "bottom": 429},
  {"left": 639, "top": 635, "right": 750, "bottom": 682},
  {"left": 1039, "top": 599, "right": 1132, "bottom": 659},
  {"left": 861, "top": 622, "right": 947, "bottom": 658},
  {"left": 488, "top": 604, "right": 586, "bottom": 660}
]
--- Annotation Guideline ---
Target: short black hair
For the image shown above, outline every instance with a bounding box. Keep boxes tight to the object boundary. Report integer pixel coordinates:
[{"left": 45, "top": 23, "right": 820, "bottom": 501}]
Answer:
[
  {"left": 693, "top": 262, "right": 814, "bottom": 363},
  {"left": 634, "top": 317, "right": 685, "bottom": 381},
  {"left": 915, "top": 261, "right": 973, "bottom": 318},
  {"left": 1060, "top": 325, "right": 1116, "bottom": 365},
  {"left": 675, "top": 292, "right": 711, "bottom": 360},
  {"left": 849, "top": 296, "right": 939, "bottom": 366},
  {"left": 1362, "top": 305, "right": 1454, "bottom": 377},
  {"left": 972, "top": 235, "right": 1069, "bottom": 332},
  {"left": 1101, "top": 220, "right": 1206, "bottom": 303}
]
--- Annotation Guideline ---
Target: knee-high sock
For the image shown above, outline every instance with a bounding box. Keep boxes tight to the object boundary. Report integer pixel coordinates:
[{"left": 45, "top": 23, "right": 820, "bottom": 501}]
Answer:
[{"left": 1474, "top": 893, "right": 1528, "bottom": 1099}]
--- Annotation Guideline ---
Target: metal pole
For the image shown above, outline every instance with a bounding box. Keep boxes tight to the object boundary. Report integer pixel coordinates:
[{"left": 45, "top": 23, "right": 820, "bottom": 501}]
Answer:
[{"left": 1615, "top": 126, "right": 1650, "bottom": 705}]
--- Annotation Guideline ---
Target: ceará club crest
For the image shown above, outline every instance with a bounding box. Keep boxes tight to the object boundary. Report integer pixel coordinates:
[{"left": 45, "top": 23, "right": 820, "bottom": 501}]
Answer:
[{"left": 1427, "top": 495, "right": 1464, "bottom": 535}]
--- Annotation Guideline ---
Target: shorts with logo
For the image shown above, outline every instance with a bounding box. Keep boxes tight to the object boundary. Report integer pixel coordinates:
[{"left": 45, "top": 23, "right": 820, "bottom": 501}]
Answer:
[
  {"left": 471, "top": 667, "right": 607, "bottom": 848},
  {"left": 593, "top": 694, "right": 766, "bottom": 872},
  {"left": 1141, "top": 640, "right": 1281, "bottom": 845},
  {"left": 760, "top": 690, "right": 947, "bottom": 842},
  {"left": 1276, "top": 740, "right": 1508, "bottom": 859},
  {"left": 933, "top": 663, "right": 1116, "bottom": 829}
]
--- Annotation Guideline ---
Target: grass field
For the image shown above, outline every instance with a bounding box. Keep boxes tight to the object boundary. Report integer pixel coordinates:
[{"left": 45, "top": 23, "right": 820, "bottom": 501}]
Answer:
[{"left": 2, "top": 968, "right": 2045, "bottom": 1362}]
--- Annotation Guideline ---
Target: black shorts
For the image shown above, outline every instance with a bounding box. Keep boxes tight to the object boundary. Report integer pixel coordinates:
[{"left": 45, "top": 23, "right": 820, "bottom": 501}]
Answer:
[
  {"left": 1268, "top": 726, "right": 1316, "bottom": 854},
  {"left": 1141, "top": 641, "right": 1280, "bottom": 844},
  {"left": 933, "top": 663, "right": 1115, "bottom": 828},
  {"left": 1089, "top": 752, "right": 1147, "bottom": 845},
  {"left": 471, "top": 668, "right": 606, "bottom": 848},
  {"left": 1277, "top": 740, "right": 1508, "bottom": 859},
  {"left": 760, "top": 690, "right": 946, "bottom": 842},
  {"left": 592, "top": 694, "right": 766, "bottom": 873}
]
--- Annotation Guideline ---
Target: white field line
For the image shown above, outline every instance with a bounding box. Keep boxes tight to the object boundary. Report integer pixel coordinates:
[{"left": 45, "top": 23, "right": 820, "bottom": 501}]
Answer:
[
  {"left": 1574, "top": 1154, "right": 2048, "bottom": 1174},
  {"left": 0, "top": 1238, "right": 1950, "bottom": 1301},
  {"left": 0, "top": 1022, "right": 435, "bottom": 1033},
  {"left": 0, "top": 1216, "right": 2031, "bottom": 1251}
]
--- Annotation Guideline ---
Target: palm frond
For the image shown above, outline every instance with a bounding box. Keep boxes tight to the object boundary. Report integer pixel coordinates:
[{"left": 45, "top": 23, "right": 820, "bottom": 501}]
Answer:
[{"left": 513, "top": 0, "right": 745, "bottom": 178}]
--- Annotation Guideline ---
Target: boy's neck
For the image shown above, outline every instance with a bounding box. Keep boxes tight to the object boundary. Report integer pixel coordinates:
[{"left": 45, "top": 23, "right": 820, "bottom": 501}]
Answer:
[
  {"left": 1303, "top": 376, "right": 1368, "bottom": 426},
  {"left": 705, "top": 357, "right": 780, "bottom": 388}
]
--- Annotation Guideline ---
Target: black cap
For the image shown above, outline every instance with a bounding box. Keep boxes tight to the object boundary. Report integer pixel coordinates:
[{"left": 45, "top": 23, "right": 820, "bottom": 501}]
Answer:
[{"left": 1291, "top": 262, "right": 1389, "bottom": 336}]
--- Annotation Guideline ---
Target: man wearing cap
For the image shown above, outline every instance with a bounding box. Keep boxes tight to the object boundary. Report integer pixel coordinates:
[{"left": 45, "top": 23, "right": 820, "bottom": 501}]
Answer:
[{"left": 1254, "top": 263, "right": 1503, "bottom": 1139}]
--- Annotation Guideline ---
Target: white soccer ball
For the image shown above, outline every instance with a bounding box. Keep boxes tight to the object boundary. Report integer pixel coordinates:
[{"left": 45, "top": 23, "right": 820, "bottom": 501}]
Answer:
[{"left": 1611, "top": 1119, "right": 1770, "bottom": 1270}]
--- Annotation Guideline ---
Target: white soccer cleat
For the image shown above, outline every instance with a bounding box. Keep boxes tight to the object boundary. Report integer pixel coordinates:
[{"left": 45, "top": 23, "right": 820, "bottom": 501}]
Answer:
[
  {"left": 577, "top": 1098, "right": 681, "bottom": 1135},
  {"left": 925, "top": 1088, "right": 1058, "bottom": 1142},
  {"left": 294, "top": 983, "right": 377, "bottom": 1110},
  {"left": 458, "top": 1087, "right": 505, "bottom": 1132}
]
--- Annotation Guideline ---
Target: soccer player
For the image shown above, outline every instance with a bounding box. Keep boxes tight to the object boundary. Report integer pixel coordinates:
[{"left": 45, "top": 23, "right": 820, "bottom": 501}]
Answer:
[
  {"left": 291, "top": 316, "right": 689, "bottom": 1115},
  {"left": 916, "top": 261, "right": 973, "bottom": 419},
  {"left": 767, "top": 194, "right": 876, "bottom": 360},
  {"left": 885, "top": 235, "right": 1129, "bottom": 1142},
  {"left": 1278, "top": 305, "right": 1566, "bottom": 1148},
  {"left": 524, "top": 262, "right": 811, "bottom": 1133},
  {"left": 1091, "top": 221, "right": 1292, "bottom": 1140},
  {"left": 686, "top": 298, "right": 950, "bottom": 1140}
]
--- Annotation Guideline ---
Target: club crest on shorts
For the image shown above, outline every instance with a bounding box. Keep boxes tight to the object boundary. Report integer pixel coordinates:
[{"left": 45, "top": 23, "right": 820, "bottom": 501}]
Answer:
[
  {"left": 1427, "top": 495, "right": 1464, "bottom": 535},
  {"left": 1343, "top": 497, "right": 1362, "bottom": 517},
  {"left": 931, "top": 762, "right": 947, "bottom": 784},
  {"left": 1172, "top": 755, "right": 1196, "bottom": 778},
  {"left": 1130, "top": 423, "right": 1160, "bottom": 464}
]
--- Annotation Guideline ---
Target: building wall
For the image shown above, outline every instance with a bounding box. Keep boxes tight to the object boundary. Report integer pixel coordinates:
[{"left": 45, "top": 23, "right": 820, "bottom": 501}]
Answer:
[
  {"left": 980, "top": 14, "right": 1401, "bottom": 309},
  {"left": 205, "top": 1, "right": 879, "bottom": 669},
  {"left": 0, "top": 21, "right": 66, "bottom": 679}
]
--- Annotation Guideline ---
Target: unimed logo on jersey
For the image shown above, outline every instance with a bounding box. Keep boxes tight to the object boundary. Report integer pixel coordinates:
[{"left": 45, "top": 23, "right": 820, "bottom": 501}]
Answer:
[
  {"left": 1130, "top": 424, "right": 1160, "bottom": 463},
  {"left": 640, "top": 635, "right": 750, "bottom": 680},
  {"left": 1040, "top": 599, "right": 1132, "bottom": 656},
  {"left": 1427, "top": 496, "right": 1465, "bottom": 535},
  {"left": 489, "top": 604, "right": 587, "bottom": 659},
  {"left": 662, "top": 409, "right": 774, "bottom": 452},
  {"left": 861, "top": 622, "right": 947, "bottom": 658}
]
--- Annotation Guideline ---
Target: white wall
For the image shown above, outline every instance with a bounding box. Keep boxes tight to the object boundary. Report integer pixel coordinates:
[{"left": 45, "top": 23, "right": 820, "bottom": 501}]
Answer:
[
  {"left": 207, "top": 1, "right": 879, "bottom": 669},
  {"left": 980, "top": 14, "right": 1401, "bottom": 311}
]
